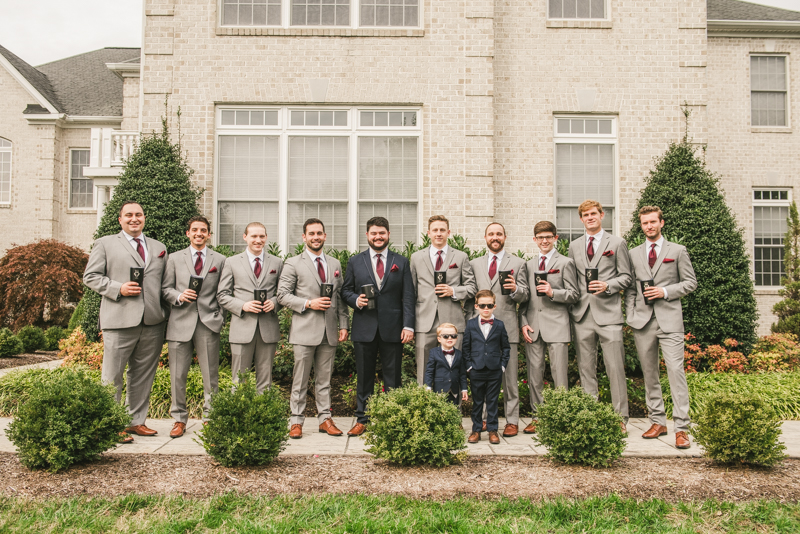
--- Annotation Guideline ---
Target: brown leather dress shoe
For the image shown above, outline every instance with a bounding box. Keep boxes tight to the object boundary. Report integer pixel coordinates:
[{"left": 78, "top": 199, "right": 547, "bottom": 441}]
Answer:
[
  {"left": 347, "top": 423, "right": 366, "bottom": 436},
  {"left": 319, "top": 418, "right": 343, "bottom": 436},
  {"left": 620, "top": 422, "right": 628, "bottom": 436},
  {"left": 675, "top": 431, "right": 691, "bottom": 449},
  {"left": 642, "top": 423, "right": 668, "bottom": 439},
  {"left": 468, "top": 431, "right": 481, "bottom": 443},
  {"left": 523, "top": 421, "right": 537, "bottom": 434},
  {"left": 289, "top": 424, "right": 303, "bottom": 439},
  {"left": 119, "top": 432, "right": 134, "bottom": 444},
  {"left": 169, "top": 422, "right": 186, "bottom": 438},
  {"left": 481, "top": 420, "right": 487, "bottom": 432},
  {"left": 488, "top": 431, "right": 500, "bottom": 444},
  {"left": 125, "top": 424, "right": 158, "bottom": 436},
  {"left": 503, "top": 424, "right": 518, "bottom": 437}
]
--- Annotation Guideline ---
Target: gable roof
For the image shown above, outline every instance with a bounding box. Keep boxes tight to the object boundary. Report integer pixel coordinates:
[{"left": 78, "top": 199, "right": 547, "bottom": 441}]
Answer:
[
  {"left": 708, "top": 0, "right": 800, "bottom": 21},
  {"left": 0, "top": 44, "right": 64, "bottom": 113}
]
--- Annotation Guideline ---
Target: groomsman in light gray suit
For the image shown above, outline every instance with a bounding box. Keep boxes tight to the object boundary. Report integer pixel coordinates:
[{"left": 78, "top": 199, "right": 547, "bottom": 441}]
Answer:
[
  {"left": 83, "top": 201, "right": 168, "bottom": 443},
  {"left": 467, "top": 222, "right": 527, "bottom": 437},
  {"left": 411, "top": 215, "right": 477, "bottom": 385},
  {"left": 277, "top": 218, "right": 349, "bottom": 439},
  {"left": 217, "top": 222, "right": 283, "bottom": 393},
  {"left": 161, "top": 215, "right": 226, "bottom": 438},
  {"left": 520, "top": 220, "right": 580, "bottom": 434},
  {"left": 625, "top": 206, "right": 697, "bottom": 449},
  {"left": 568, "top": 200, "right": 633, "bottom": 433}
]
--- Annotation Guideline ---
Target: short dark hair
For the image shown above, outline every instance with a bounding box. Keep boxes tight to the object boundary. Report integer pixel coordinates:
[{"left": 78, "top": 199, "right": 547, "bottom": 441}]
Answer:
[
  {"left": 475, "top": 289, "right": 496, "bottom": 303},
  {"left": 186, "top": 215, "right": 210, "bottom": 232},
  {"left": 428, "top": 215, "right": 449, "bottom": 229},
  {"left": 366, "top": 216, "right": 390, "bottom": 232},
  {"left": 484, "top": 222, "right": 506, "bottom": 236},
  {"left": 533, "top": 221, "right": 557, "bottom": 236},
  {"left": 639, "top": 205, "right": 664, "bottom": 221},
  {"left": 303, "top": 218, "right": 325, "bottom": 234},
  {"left": 119, "top": 201, "right": 143, "bottom": 216}
]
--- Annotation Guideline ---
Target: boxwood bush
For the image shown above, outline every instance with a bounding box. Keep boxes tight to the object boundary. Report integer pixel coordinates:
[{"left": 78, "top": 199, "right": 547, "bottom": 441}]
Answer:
[
  {"left": 0, "top": 328, "right": 23, "bottom": 358},
  {"left": 196, "top": 372, "right": 289, "bottom": 467},
  {"left": 364, "top": 385, "right": 466, "bottom": 467},
  {"left": 16, "top": 325, "right": 46, "bottom": 353},
  {"left": 43, "top": 326, "right": 66, "bottom": 351},
  {"left": 6, "top": 366, "right": 130, "bottom": 472},
  {"left": 692, "top": 392, "right": 786, "bottom": 467},
  {"left": 534, "top": 387, "right": 625, "bottom": 467}
]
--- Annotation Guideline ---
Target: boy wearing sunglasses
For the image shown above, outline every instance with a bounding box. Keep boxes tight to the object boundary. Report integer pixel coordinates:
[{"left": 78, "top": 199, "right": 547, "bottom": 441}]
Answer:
[
  {"left": 423, "top": 323, "right": 468, "bottom": 406},
  {"left": 463, "top": 290, "right": 511, "bottom": 444}
]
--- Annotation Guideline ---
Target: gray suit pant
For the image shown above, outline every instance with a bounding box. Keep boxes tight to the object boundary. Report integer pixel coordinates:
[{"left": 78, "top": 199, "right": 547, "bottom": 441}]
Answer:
[
  {"left": 633, "top": 316, "right": 690, "bottom": 433},
  {"left": 416, "top": 325, "right": 463, "bottom": 385},
  {"left": 483, "top": 343, "right": 519, "bottom": 425},
  {"left": 290, "top": 342, "right": 336, "bottom": 425},
  {"left": 573, "top": 312, "right": 629, "bottom": 421},
  {"left": 231, "top": 324, "right": 277, "bottom": 394},
  {"left": 168, "top": 321, "right": 220, "bottom": 423},
  {"left": 526, "top": 338, "right": 569, "bottom": 416},
  {"left": 102, "top": 323, "right": 165, "bottom": 426}
]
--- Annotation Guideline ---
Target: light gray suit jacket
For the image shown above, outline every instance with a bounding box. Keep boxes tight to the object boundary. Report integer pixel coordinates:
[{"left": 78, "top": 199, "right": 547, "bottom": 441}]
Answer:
[
  {"left": 277, "top": 252, "right": 349, "bottom": 346},
  {"left": 83, "top": 232, "right": 168, "bottom": 330},
  {"left": 162, "top": 247, "right": 227, "bottom": 342},
  {"left": 466, "top": 253, "right": 527, "bottom": 343},
  {"left": 217, "top": 252, "right": 283, "bottom": 344},
  {"left": 519, "top": 251, "right": 580, "bottom": 344},
  {"left": 410, "top": 247, "right": 477, "bottom": 332},
  {"left": 568, "top": 233, "right": 633, "bottom": 326},
  {"left": 625, "top": 240, "right": 697, "bottom": 334}
]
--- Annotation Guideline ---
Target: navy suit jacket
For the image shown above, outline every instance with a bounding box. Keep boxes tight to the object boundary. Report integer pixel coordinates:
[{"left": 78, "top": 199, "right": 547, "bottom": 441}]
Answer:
[
  {"left": 462, "top": 316, "right": 511, "bottom": 371},
  {"left": 342, "top": 249, "right": 415, "bottom": 343},
  {"left": 424, "top": 347, "right": 468, "bottom": 395}
]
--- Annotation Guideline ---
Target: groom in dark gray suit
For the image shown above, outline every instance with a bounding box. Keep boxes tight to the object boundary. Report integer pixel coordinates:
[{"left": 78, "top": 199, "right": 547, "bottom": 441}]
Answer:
[{"left": 83, "top": 201, "right": 168, "bottom": 442}]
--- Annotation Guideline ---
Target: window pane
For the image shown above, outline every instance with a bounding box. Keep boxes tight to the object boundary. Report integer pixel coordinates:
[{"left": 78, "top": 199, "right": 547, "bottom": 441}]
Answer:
[
  {"left": 288, "top": 202, "right": 348, "bottom": 249},
  {"left": 288, "top": 136, "right": 349, "bottom": 201},
  {"left": 358, "top": 202, "right": 417, "bottom": 250},
  {"left": 292, "top": 0, "right": 350, "bottom": 26},
  {"left": 550, "top": 0, "right": 605, "bottom": 19},
  {"left": 218, "top": 201, "right": 279, "bottom": 252},
  {"left": 222, "top": 0, "right": 281, "bottom": 26},
  {"left": 360, "top": 0, "right": 418, "bottom": 26},
  {"left": 70, "top": 149, "right": 92, "bottom": 208},
  {"left": 752, "top": 92, "right": 786, "bottom": 127},
  {"left": 218, "top": 136, "right": 280, "bottom": 200},
  {"left": 754, "top": 205, "right": 788, "bottom": 286},
  {"left": 358, "top": 137, "right": 418, "bottom": 201},
  {"left": 0, "top": 144, "right": 9, "bottom": 204},
  {"left": 555, "top": 143, "right": 614, "bottom": 206}
]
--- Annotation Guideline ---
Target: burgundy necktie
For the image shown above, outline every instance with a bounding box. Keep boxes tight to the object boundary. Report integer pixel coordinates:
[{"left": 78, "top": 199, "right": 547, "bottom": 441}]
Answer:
[
  {"left": 253, "top": 257, "right": 262, "bottom": 278},
  {"left": 480, "top": 319, "right": 494, "bottom": 325},
  {"left": 376, "top": 254, "right": 384, "bottom": 280},
  {"left": 539, "top": 255, "right": 546, "bottom": 272},
  {"left": 435, "top": 250, "right": 443, "bottom": 271},
  {"left": 317, "top": 257, "right": 326, "bottom": 283},
  {"left": 194, "top": 252, "right": 203, "bottom": 275},
  {"left": 134, "top": 238, "right": 145, "bottom": 262},
  {"left": 649, "top": 243, "right": 657, "bottom": 269},
  {"left": 489, "top": 255, "right": 497, "bottom": 279},
  {"left": 587, "top": 236, "right": 595, "bottom": 262}
]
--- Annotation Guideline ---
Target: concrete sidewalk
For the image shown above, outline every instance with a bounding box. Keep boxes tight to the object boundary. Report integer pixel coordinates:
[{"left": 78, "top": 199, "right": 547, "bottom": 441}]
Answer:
[{"left": 2, "top": 417, "right": 798, "bottom": 458}]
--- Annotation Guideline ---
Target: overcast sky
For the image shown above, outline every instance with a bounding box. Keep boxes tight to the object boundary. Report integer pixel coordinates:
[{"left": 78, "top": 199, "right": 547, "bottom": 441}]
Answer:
[{"left": 1, "top": 0, "right": 798, "bottom": 66}]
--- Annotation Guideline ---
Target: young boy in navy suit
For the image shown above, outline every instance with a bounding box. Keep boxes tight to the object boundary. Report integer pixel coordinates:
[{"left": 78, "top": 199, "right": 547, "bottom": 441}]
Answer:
[
  {"left": 463, "top": 289, "right": 511, "bottom": 444},
  {"left": 424, "top": 323, "right": 468, "bottom": 406}
]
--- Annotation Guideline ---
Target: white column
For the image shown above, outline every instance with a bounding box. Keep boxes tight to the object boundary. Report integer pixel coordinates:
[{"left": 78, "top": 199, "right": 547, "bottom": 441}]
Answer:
[{"left": 96, "top": 186, "right": 108, "bottom": 227}]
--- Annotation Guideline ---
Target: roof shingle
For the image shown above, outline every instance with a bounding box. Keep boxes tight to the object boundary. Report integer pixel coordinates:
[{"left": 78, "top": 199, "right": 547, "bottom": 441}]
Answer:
[{"left": 708, "top": 0, "right": 800, "bottom": 21}]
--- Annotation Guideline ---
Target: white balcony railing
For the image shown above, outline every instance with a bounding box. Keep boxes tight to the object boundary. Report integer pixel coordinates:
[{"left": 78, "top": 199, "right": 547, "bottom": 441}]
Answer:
[
  {"left": 89, "top": 128, "right": 140, "bottom": 169},
  {"left": 111, "top": 131, "right": 139, "bottom": 165}
]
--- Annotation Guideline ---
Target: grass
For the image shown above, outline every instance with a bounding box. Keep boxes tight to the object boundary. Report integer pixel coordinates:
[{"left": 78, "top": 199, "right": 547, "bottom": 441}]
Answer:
[{"left": 0, "top": 494, "right": 799, "bottom": 533}]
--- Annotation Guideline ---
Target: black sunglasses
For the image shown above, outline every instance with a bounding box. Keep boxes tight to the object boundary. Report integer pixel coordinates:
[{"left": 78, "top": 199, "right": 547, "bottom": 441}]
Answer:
[
  {"left": 476, "top": 303, "right": 495, "bottom": 309},
  {"left": 440, "top": 334, "right": 458, "bottom": 340}
]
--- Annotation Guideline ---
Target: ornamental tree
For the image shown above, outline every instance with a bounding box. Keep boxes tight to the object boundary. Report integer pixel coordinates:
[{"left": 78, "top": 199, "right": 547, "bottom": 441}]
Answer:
[{"left": 772, "top": 201, "right": 800, "bottom": 337}]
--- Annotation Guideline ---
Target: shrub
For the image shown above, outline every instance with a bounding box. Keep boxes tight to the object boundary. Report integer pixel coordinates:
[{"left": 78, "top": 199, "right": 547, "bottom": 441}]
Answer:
[
  {"left": 0, "top": 328, "right": 23, "bottom": 358},
  {"left": 16, "top": 325, "right": 46, "bottom": 353},
  {"left": 5, "top": 366, "right": 130, "bottom": 472},
  {"left": 364, "top": 384, "right": 466, "bottom": 467},
  {"left": 59, "top": 327, "right": 104, "bottom": 370},
  {"left": 0, "top": 239, "right": 88, "bottom": 331},
  {"left": 43, "top": 326, "right": 66, "bottom": 351},
  {"left": 624, "top": 133, "right": 758, "bottom": 353},
  {"left": 67, "top": 297, "right": 85, "bottom": 332},
  {"left": 534, "top": 387, "right": 625, "bottom": 467},
  {"left": 691, "top": 393, "right": 786, "bottom": 467},
  {"left": 197, "top": 372, "right": 289, "bottom": 466},
  {"left": 773, "top": 201, "right": 800, "bottom": 337},
  {"left": 749, "top": 334, "right": 800, "bottom": 372}
]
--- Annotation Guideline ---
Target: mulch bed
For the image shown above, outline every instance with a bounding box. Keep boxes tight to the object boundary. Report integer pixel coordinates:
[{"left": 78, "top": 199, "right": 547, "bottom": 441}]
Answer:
[
  {"left": 1, "top": 453, "right": 797, "bottom": 502},
  {"left": 0, "top": 351, "right": 60, "bottom": 371}
]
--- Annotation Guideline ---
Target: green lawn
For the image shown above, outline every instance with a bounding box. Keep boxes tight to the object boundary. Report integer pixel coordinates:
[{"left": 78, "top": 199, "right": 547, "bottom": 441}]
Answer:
[{"left": 1, "top": 494, "right": 799, "bottom": 533}]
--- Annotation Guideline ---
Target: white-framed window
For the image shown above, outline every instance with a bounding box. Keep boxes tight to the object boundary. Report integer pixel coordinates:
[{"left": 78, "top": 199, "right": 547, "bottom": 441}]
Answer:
[
  {"left": 553, "top": 116, "right": 617, "bottom": 242},
  {"left": 548, "top": 0, "right": 607, "bottom": 19},
  {"left": 216, "top": 106, "right": 421, "bottom": 252},
  {"left": 0, "top": 138, "right": 10, "bottom": 205},
  {"left": 753, "top": 188, "right": 791, "bottom": 287},
  {"left": 219, "top": 0, "right": 421, "bottom": 28},
  {"left": 69, "top": 149, "right": 92, "bottom": 209},
  {"left": 751, "top": 55, "right": 788, "bottom": 127}
]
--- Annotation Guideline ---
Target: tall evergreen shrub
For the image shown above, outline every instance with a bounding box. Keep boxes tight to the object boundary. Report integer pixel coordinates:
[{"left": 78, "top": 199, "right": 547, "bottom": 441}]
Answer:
[
  {"left": 80, "top": 113, "right": 201, "bottom": 341},
  {"left": 772, "top": 202, "right": 800, "bottom": 337},
  {"left": 624, "top": 138, "right": 758, "bottom": 353}
]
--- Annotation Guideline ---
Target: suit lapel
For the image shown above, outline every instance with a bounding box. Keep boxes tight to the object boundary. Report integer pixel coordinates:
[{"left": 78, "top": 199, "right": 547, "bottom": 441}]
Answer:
[
  {"left": 572, "top": 236, "right": 587, "bottom": 270},
  {"left": 651, "top": 241, "right": 669, "bottom": 277},
  {"left": 243, "top": 253, "right": 259, "bottom": 287},
  {"left": 424, "top": 246, "right": 435, "bottom": 277},
  {"left": 118, "top": 232, "right": 145, "bottom": 268},
  {"left": 202, "top": 250, "right": 216, "bottom": 277},
  {"left": 361, "top": 251, "right": 379, "bottom": 289},
  {"left": 590, "top": 234, "right": 610, "bottom": 268},
  {"left": 444, "top": 247, "right": 455, "bottom": 272},
  {"left": 183, "top": 248, "right": 196, "bottom": 276},
  {"left": 303, "top": 251, "right": 323, "bottom": 286}
]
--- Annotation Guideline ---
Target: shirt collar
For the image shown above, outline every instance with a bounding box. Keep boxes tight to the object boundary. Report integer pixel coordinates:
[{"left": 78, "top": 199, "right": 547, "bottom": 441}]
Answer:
[
  {"left": 123, "top": 230, "right": 145, "bottom": 243},
  {"left": 191, "top": 246, "right": 207, "bottom": 257},
  {"left": 540, "top": 249, "right": 555, "bottom": 262},
  {"left": 489, "top": 250, "right": 505, "bottom": 263},
  {"left": 586, "top": 229, "right": 604, "bottom": 243},
  {"left": 646, "top": 236, "right": 664, "bottom": 249},
  {"left": 306, "top": 248, "right": 324, "bottom": 262},
  {"left": 432, "top": 244, "right": 449, "bottom": 256},
  {"left": 370, "top": 248, "right": 386, "bottom": 259},
  {"left": 246, "top": 249, "right": 264, "bottom": 262}
]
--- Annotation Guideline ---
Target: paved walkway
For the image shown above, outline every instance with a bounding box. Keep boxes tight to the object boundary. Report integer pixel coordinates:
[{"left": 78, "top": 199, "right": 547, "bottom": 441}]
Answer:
[
  {"left": 0, "top": 358, "right": 61, "bottom": 378},
  {"left": 2, "top": 417, "right": 798, "bottom": 458}
]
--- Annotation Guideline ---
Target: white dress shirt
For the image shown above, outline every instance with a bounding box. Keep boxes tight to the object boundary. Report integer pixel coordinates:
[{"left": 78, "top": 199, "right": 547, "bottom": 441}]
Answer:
[
  {"left": 370, "top": 248, "right": 387, "bottom": 275},
  {"left": 307, "top": 248, "right": 328, "bottom": 279},
  {"left": 537, "top": 249, "right": 555, "bottom": 271},
  {"left": 430, "top": 244, "right": 449, "bottom": 269},
  {"left": 246, "top": 249, "right": 265, "bottom": 274},
  {"left": 586, "top": 229, "right": 604, "bottom": 256},
  {"left": 487, "top": 250, "right": 504, "bottom": 274},
  {"left": 645, "top": 236, "right": 668, "bottom": 299},
  {"left": 123, "top": 231, "right": 148, "bottom": 264},
  {"left": 176, "top": 246, "right": 207, "bottom": 305}
]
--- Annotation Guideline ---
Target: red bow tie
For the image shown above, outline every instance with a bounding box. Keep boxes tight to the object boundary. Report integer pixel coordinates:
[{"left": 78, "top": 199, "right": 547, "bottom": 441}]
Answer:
[
  {"left": 443, "top": 349, "right": 455, "bottom": 355},
  {"left": 481, "top": 319, "right": 494, "bottom": 325}
]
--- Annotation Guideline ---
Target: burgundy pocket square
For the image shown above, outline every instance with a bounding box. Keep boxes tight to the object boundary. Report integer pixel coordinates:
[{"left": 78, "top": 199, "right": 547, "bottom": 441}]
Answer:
[
  {"left": 270, "top": 269, "right": 277, "bottom": 274},
  {"left": 663, "top": 258, "right": 675, "bottom": 263},
  {"left": 334, "top": 270, "right": 340, "bottom": 278},
  {"left": 602, "top": 250, "right": 614, "bottom": 257},
  {"left": 208, "top": 266, "right": 218, "bottom": 273},
  {"left": 449, "top": 263, "right": 458, "bottom": 269},
  {"left": 548, "top": 269, "right": 560, "bottom": 274},
  {"left": 159, "top": 250, "right": 166, "bottom": 258},
  {"left": 390, "top": 264, "right": 399, "bottom": 272}
]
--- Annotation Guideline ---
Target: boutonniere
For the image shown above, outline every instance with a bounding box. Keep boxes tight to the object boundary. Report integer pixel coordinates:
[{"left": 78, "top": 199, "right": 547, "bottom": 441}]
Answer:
[
  {"left": 602, "top": 250, "right": 614, "bottom": 257},
  {"left": 208, "top": 266, "right": 218, "bottom": 273},
  {"left": 334, "top": 270, "right": 340, "bottom": 278},
  {"left": 548, "top": 269, "right": 560, "bottom": 274},
  {"left": 159, "top": 250, "right": 166, "bottom": 258},
  {"left": 510, "top": 269, "right": 515, "bottom": 275},
  {"left": 449, "top": 263, "right": 458, "bottom": 269},
  {"left": 663, "top": 258, "right": 675, "bottom": 263},
  {"left": 390, "top": 264, "right": 399, "bottom": 273},
  {"left": 269, "top": 269, "right": 277, "bottom": 274}
]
